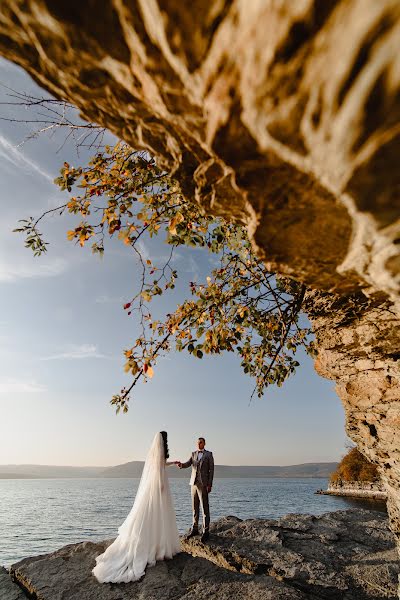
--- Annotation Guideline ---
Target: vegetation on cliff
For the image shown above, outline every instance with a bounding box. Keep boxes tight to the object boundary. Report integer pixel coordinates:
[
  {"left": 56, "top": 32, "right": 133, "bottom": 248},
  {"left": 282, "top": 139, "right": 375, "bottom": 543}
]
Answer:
[{"left": 330, "top": 448, "right": 379, "bottom": 484}]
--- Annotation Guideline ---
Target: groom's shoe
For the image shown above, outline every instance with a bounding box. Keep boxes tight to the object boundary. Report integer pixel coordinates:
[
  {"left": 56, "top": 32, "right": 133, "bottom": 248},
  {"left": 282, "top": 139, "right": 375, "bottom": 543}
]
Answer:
[
  {"left": 186, "top": 528, "right": 199, "bottom": 539},
  {"left": 200, "top": 531, "right": 209, "bottom": 543}
]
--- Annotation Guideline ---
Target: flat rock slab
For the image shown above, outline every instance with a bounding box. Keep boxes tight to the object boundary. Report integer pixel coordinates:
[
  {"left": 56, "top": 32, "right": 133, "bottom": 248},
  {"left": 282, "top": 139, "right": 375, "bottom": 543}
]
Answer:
[
  {"left": 182, "top": 509, "right": 398, "bottom": 599},
  {"left": 7, "top": 541, "right": 305, "bottom": 600},
  {"left": 2, "top": 509, "right": 398, "bottom": 599}
]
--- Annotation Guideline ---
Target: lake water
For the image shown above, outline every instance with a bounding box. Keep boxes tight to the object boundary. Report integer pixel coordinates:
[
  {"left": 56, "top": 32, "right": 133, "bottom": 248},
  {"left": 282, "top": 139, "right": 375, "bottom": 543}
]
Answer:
[{"left": 0, "top": 477, "right": 387, "bottom": 567}]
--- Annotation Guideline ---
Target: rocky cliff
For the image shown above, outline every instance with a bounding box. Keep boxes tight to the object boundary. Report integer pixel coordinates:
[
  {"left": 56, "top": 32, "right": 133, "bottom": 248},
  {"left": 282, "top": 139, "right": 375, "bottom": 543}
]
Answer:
[
  {"left": 0, "top": 0, "right": 399, "bottom": 563},
  {"left": 304, "top": 290, "right": 400, "bottom": 552},
  {"left": 2, "top": 510, "right": 398, "bottom": 599}
]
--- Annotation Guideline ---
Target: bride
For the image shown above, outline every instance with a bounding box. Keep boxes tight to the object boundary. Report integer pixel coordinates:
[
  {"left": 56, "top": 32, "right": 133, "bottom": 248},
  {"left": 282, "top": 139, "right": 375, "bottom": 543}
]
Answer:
[{"left": 92, "top": 431, "right": 181, "bottom": 583}]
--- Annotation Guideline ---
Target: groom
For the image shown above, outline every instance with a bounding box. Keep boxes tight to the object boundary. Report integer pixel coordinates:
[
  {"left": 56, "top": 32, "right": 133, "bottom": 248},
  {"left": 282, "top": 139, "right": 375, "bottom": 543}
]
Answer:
[{"left": 178, "top": 437, "right": 214, "bottom": 542}]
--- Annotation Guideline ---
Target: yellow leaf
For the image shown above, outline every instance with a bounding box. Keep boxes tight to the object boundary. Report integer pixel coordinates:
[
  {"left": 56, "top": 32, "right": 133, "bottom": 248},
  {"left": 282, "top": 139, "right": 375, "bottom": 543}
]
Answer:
[
  {"left": 238, "top": 306, "right": 248, "bottom": 318},
  {"left": 67, "top": 199, "right": 77, "bottom": 211},
  {"left": 130, "top": 361, "right": 139, "bottom": 375},
  {"left": 147, "top": 366, "right": 154, "bottom": 378},
  {"left": 168, "top": 212, "right": 184, "bottom": 235},
  {"left": 67, "top": 230, "right": 75, "bottom": 240},
  {"left": 118, "top": 229, "right": 131, "bottom": 241}
]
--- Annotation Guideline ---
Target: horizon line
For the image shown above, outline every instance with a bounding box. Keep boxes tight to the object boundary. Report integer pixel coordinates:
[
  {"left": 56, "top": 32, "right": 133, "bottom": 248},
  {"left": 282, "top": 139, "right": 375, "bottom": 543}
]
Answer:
[{"left": 0, "top": 460, "right": 339, "bottom": 469}]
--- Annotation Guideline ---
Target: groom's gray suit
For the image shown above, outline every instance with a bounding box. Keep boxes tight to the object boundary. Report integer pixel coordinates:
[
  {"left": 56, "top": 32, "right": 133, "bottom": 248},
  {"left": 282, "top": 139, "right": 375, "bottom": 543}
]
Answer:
[{"left": 180, "top": 449, "right": 214, "bottom": 533}]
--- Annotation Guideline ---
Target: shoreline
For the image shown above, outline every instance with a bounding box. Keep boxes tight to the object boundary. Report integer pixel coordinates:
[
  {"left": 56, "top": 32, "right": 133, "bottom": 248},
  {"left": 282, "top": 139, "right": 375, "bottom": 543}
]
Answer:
[
  {"left": 316, "top": 488, "right": 387, "bottom": 500},
  {"left": 316, "top": 480, "right": 387, "bottom": 501}
]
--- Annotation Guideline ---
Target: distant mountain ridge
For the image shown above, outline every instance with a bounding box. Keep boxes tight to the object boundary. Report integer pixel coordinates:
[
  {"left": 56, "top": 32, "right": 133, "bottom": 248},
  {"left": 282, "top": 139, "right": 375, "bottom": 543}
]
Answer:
[
  {"left": 0, "top": 465, "right": 105, "bottom": 478},
  {"left": 0, "top": 462, "right": 337, "bottom": 479},
  {"left": 100, "top": 461, "right": 337, "bottom": 479}
]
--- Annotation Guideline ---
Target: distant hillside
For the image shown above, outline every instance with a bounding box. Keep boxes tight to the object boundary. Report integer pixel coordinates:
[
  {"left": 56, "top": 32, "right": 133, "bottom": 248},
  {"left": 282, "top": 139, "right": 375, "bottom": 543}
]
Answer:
[
  {"left": 100, "top": 461, "right": 338, "bottom": 479},
  {"left": 0, "top": 465, "right": 105, "bottom": 478},
  {"left": 0, "top": 473, "right": 35, "bottom": 479},
  {"left": 100, "top": 461, "right": 144, "bottom": 478},
  {"left": 0, "top": 462, "right": 337, "bottom": 479}
]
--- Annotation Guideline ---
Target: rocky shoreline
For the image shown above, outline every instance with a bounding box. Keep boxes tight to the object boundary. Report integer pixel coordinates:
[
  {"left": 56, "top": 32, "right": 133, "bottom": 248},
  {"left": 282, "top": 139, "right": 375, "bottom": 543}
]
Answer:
[
  {"left": 316, "top": 481, "right": 388, "bottom": 501},
  {"left": 1, "top": 509, "right": 398, "bottom": 599}
]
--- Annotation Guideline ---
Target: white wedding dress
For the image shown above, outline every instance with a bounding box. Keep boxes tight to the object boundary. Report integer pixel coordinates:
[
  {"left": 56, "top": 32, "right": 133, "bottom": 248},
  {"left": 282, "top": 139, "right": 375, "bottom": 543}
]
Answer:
[{"left": 92, "top": 432, "right": 181, "bottom": 583}]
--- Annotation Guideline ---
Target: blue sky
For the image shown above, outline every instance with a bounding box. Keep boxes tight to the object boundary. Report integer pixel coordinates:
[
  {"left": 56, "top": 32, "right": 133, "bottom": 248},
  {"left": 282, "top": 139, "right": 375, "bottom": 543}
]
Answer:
[{"left": 0, "top": 58, "right": 346, "bottom": 467}]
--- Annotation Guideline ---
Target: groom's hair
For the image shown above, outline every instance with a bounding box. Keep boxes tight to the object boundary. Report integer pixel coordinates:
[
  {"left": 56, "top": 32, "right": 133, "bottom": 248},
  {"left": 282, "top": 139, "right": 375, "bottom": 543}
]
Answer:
[
  {"left": 160, "top": 431, "right": 169, "bottom": 459},
  {"left": 198, "top": 437, "right": 205, "bottom": 444}
]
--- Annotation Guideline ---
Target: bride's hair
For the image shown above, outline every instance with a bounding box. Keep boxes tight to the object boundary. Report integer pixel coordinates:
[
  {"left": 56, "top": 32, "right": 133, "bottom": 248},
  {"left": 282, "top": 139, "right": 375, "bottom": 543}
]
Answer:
[{"left": 160, "top": 431, "right": 169, "bottom": 459}]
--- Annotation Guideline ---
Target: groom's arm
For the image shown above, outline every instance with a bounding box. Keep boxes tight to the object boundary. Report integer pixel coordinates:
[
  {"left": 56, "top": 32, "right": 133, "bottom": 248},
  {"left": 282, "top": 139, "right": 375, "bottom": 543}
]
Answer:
[
  {"left": 208, "top": 452, "right": 214, "bottom": 487},
  {"left": 180, "top": 455, "right": 193, "bottom": 469}
]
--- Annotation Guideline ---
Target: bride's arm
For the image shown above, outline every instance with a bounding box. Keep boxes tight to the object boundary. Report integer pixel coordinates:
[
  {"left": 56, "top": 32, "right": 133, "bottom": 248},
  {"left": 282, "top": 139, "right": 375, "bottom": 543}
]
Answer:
[{"left": 165, "top": 460, "right": 178, "bottom": 466}]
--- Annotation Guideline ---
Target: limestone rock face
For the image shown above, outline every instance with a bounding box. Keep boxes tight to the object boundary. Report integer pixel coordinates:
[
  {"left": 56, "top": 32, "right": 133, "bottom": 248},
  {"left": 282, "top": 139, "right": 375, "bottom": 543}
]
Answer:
[
  {"left": 0, "top": 1, "right": 398, "bottom": 298},
  {"left": 0, "top": 0, "right": 399, "bottom": 571},
  {"left": 306, "top": 292, "right": 400, "bottom": 564},
  {"left": 305, "top": 290, "right": 400, "bottom": 554},
  {"left": 3, "top": 511, "right": 398, "bottom": 599}
]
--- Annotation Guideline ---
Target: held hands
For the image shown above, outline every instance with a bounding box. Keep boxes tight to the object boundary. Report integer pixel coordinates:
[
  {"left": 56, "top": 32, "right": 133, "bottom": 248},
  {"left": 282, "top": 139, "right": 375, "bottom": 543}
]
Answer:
[{"left": 175, "top": 461, "right": 182, "bottom": 468}]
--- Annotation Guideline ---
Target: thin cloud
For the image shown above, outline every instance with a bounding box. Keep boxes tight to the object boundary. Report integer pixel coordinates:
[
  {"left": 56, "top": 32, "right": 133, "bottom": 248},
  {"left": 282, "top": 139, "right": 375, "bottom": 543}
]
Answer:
[
  {"left": 95, "top": 294, "right": 125, "bottom": 304},
  {"left": 40, "top": 344, "right": 106, "bottom": 360},
  {"left": 134, "top": 240, "right": 185, "bottom": 267},
  {"left": 135, "top": 240, "right": 151, "bottom": 262},
  {"left": 0, "top": 132, "right": 54, "bottom": 182},
  {"left": 0, "top": 378, "right": 47, "bottom": 394},
  {"left": 184, "top": 255, "right": 201, "bottom": 282},
  {"left": 0, "top": 255, "right": 67, "bottom": 283}
]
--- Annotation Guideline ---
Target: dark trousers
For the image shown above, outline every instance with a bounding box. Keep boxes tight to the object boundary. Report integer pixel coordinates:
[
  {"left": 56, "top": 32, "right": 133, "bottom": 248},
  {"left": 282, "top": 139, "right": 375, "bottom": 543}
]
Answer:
[{"left": 191, "top": 483, "right": 210, "bottom": 532}]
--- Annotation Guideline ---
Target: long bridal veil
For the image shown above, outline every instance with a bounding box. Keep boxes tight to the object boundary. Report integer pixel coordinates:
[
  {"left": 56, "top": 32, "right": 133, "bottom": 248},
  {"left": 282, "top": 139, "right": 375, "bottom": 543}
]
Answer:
[{"left": 92, "top": 432, "right": 181, "bottom": 583}]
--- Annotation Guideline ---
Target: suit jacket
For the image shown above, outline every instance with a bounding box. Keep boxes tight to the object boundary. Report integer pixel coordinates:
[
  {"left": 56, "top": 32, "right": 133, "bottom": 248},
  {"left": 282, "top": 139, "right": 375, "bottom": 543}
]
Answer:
[{"left": 181, "top": 449, "right": 214, "bottom": 487}]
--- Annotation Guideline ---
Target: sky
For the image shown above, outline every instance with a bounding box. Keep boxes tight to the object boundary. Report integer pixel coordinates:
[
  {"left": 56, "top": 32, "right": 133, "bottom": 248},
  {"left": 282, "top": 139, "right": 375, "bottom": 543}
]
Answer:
[{"left": 0, "top": 58, "right": 347, "bottom": 467}]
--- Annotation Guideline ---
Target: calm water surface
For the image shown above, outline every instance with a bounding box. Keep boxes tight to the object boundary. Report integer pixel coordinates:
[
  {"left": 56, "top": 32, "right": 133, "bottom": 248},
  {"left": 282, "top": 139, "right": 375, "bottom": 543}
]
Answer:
[{"left": 0, "top": 477, "right": 386, "bottom": 567}]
